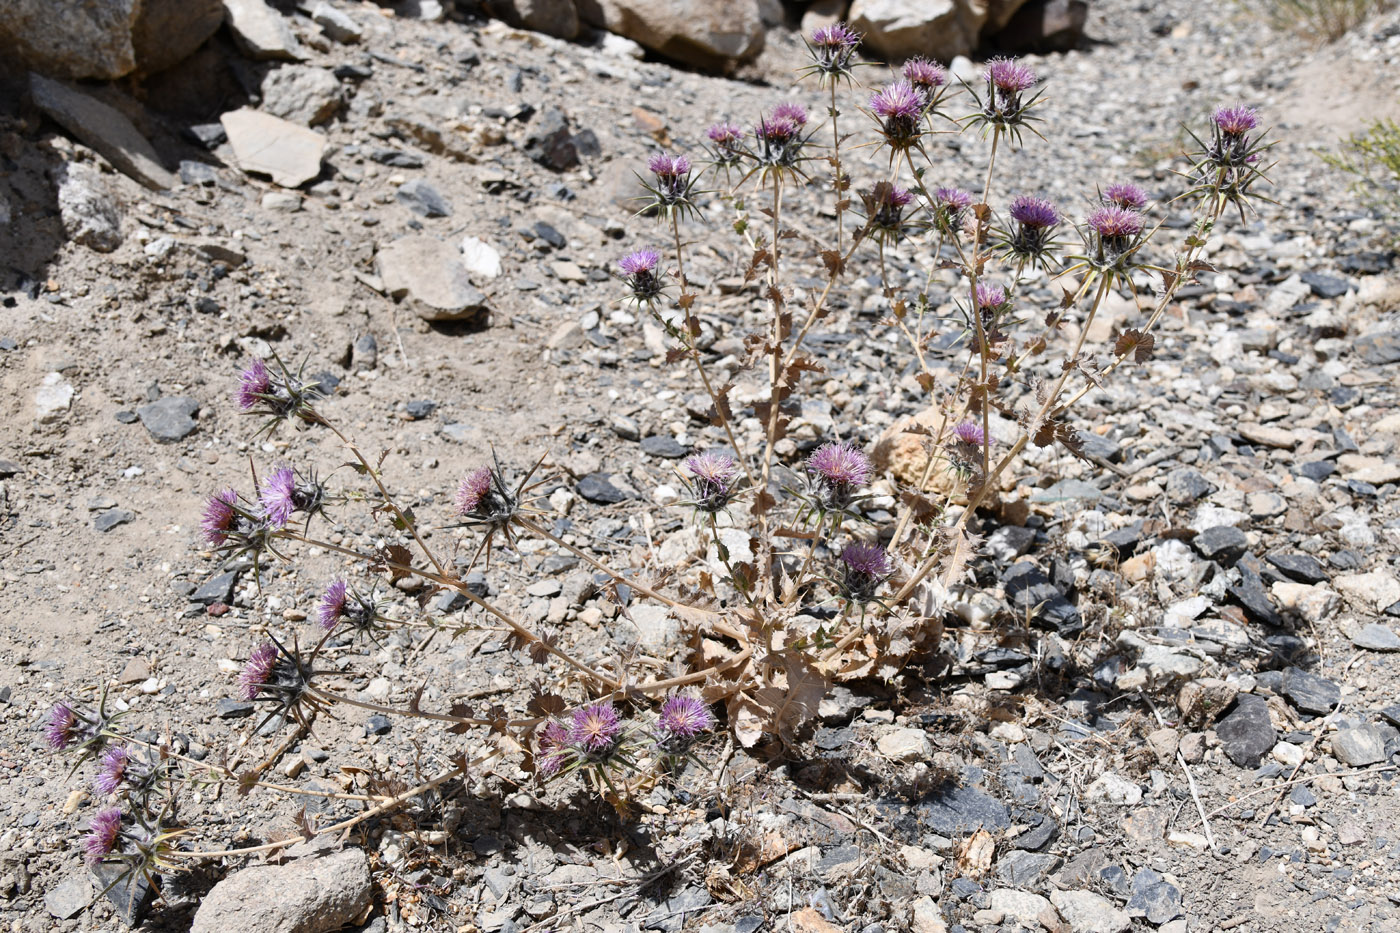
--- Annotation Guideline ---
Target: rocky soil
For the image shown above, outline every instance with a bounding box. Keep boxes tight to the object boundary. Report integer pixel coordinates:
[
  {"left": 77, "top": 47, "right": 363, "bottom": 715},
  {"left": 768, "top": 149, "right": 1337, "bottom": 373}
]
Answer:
[{"left": 3, "top": 1, "right": 1400, "bottom": 932}]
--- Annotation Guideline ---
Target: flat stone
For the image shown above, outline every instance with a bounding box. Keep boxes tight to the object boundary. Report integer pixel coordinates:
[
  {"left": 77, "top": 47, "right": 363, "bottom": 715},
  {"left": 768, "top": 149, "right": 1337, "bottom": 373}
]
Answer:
[
  {"left": 1238, "top": 422, "right": 1296, "bottom": 449},
  {"left": 1332, "top": 725, "right": 1387, "bottom": 766},
  {"left": 1356, "top": 331, "right": 1400, "bottom": 365},
  {"left": 1086, "top": 772, "right": 1142, "bottom": 806},
  {"left": 396, "top": 178, "right": 452, "bottom": 217},
  {"left": 1337, "top": 454, "right": 1400, "bottom": 485},
  {"left": 1127, "top": 876, "right": 1182, "bottom": 925},
  {"left": 577, "top": 472, "right": 634, "bottom": 504},
  {"left": 1192, "top": 525, "right": 1248, "bottom": 565},
  {"left": 223, "top": 0, "right": 305, "bottom": 60},
  {"left": 30, "top": 74, "right": 176, "bottom": 189},
  {"left": 1281, "top": 667, "right": 1340, "bottom": 715},
  {"left": 1216, "top": 694, "right": 1276, "bottom": 767},
  {"left": 57, "top": 161, "right": 123, "bottom": 251},
  {"left": 136, "top": 396, "right": 199, "bottom": 442},
  {"left": 1165, "top": 468, "right": 1213, "bottom": 503},
  {"left": 376, "top": 235, "right": 488, "bottom": 322},
  {"left": 44, "top": 875, "right": 93, "bottom": 920},
  {"left": 92, "top": 858, "right": 152, "bottom": 926},
  {"left": 189, "top": 846, "right": 370, "bottom": 933},
  {"left": 369, "top": 148, "right": 425, "bottom": 168},
  {"left": 988, "top": 890, "right": 1053, "bottom": 929},
  {"left": 94, "top": 508, "right": 135, "bottom": 532},
  {"left": 192, "top": 570, "right": 239, "bottom": 605},
  {"left": 1300, "top": 271, "right": 1352, "bottom": 299},
  {"left": 1266, "top": 552, "right": 1328, "bottom": 584},
  {"left": 312, "top": 2, "right": 362, "bottom": 42},
  {"left": 259, "top": 64, "right": 341, "bottom": 126},
  {"left": 35, "top": 372, "right": 75, "bottom": 422},
  {"left": 1353, "top": 624, "right": 1400, "bottom": 652},
  {"left": 221, "top": 109, "right": 326, "bottom": 187},
  {"left": 1003, "top": 561, "right": 1083, "bottom": 637},
  {"left": 877, "top": 727, "right": 932, "bottom": 762},
  {"left": 995, "top": 850, "right": 1060, "bottom": 887},
  {"left": 986, "top": 525, "right": 1037, "bottom": 562},
  {"left": 216, "top": 698, "right": 255, "bottom": 718},
  {"left": 1051, "top": 890, "right": 1130, "bottom": 933},
  {"left": 640, "top": 435, "right": 688, "bottom": 459},
  {"left": 262, "top": 192, "right": 302, "bottom": 212},
  {"left": 913, "top": 784, "right": 1010, "bottom": 836}
]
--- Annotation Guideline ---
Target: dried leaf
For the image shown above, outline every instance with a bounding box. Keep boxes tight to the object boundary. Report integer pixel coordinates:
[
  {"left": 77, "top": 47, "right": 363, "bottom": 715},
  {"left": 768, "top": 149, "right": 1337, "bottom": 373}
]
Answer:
[
  {"left": 707, "top": 382, "right": 735, "bottom": 429},
  {"left": 1113, "top": 328, "right": 1155, "bottom": 362},
  {"left": 728, "top": 693, "right": 766, "bottom": 748},
  {"left": 820, "top": 249, "right": 844, "bottom": 279},
  {"left": 753, "top": 650, "right": 828, "bottom": 748},
  {"left": 665, "top": 347, "right": 689, "bottom": 365}
]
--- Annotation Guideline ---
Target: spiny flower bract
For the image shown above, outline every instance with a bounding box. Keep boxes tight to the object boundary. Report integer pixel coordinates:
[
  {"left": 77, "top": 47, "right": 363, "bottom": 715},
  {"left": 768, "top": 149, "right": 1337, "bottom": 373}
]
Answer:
[{"left": 870, "top": 81, "right": 923, "bottom": 147}]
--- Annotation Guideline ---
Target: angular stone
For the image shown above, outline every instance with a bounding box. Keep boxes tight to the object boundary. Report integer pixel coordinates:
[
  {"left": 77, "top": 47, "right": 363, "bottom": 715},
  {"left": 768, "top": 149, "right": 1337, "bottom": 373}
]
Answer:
[
  {"left": 312, "top": 2, "right": 362, "bottom": 42},
  {"left": 396, "top": 178, "right": 452, "bottom": 217},
  {"left": 1165, "top": 467, "right": 1212, "bottom": 504},
  {"left": 0, "top": 0, "right": 220, "bottom": 80},
  {"left": 577, "top": 472, "right": 634, "bottom": 504},
  {"left": 44, "top": 875, "right": 93, "bottom": 920},
  {"left": 189, "top": 845, "right": 370, "bottom": 933},
  {"left": 35, "top": 372, "right": 75, "bottom": 423},
  {"left": 1051, "top": 889, "right": 1130, "bottom": 933},
  {"left": 640, "top": 435, "right": 688, "bottom": 459},
  {"left": 851, "top": 0, "right": 988, "bottom": 62},
  {"left": 94, "top": 509, "right": 135, "bottom": 532},
  {"left": 1281, "top": 667, "right": 1339, "bottom": 715},
  {"left": 1127, "top": 876, "right": 1182, "bottom": 925},
  {"left": 1192, "top": 525, "right": 1248, "bottom": 565},
  {"left": 1216, "top": 695, "right": 1276, "bottom": 767},
  {"left": 192, "top": 570, "right": 238, "bottom": 605},
  {"left": 137, "top": 396, "right": 199, "bottom": 442},
  {"left": 1356, "top": 331, "right": 1400, "bottom": 365},
  {"left": 490, "top": 0, "right": 581, "bottom": 38},
  {"left": 223, "top": 0, "right": 305, "bottom": 61},
  {"left": 1352, "top": 624, "right": 1400, "bottom": 652},
  {"left": 876, "top": 727, "right": 932, "bottom": 762},
  {"left": 56, "top": 162, "right": 122, "bottom": 252},
  {"left": 1003, "top": 561, "right": 1083, "bottom": 636},
  {"left": 221, "top": 109, "right": 326, "bottom": 187},
  {"left": 1237, "top": 422, "right": 1296, "bottom": 449},
  {"left": 259, "top": 65, "right": 341, "bottom": 126},
  {"left": 376, "top": 236, "right": 488, "bottom": 322},
  {"left": 1332, "top": 725, "right": 1387, "bottom": 766},
  {"left": 1086, "top": 772, "right": 1142, "bottom": 806},
  {"left": 461, "top": 237, "right": 502, "bottom": 279},
  {"left": 914, "top": 784, "right": 1010, "bottom": 836},
  {"left": 996, "top": 850, "right": 1060, "bottom": 887},
  {"left": 30, "top": 75, "right": 176, "bottom": 190},
  {"left": 579, "top": 0, "right": 765, "bottom": 71},
  {"left": 988, "top": 889, "right": 1053, "bottom": 929},
  {"left": 1266, "top": 552, "right": 1327, "bottom": 584}
]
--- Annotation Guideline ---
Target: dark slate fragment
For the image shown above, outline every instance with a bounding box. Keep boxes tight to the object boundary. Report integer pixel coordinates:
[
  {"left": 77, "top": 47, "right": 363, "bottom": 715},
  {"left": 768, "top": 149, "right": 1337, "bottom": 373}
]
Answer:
[
  {"left": 1078, "top": 431, "right": 1121, "bottom": 462},
  {"left": 1297, "top": 460, "right": 1336, "bottom": 481},
  {"left": 365, "top": 715, "right": 392, "bottom": 736},
  {"left": 986, "top": 525, "right": 1036, "bottom": 562},
  {"left": 191, "top": 570, "right": 239, "bottom": 605},
  {"left": 1230, "top": 556, "right": 1283, "bottom": 627},
  {"left": 1193, "top": 525, "right": 1248, "bottom": 565},
  {"left": 396, "top": 178, "right": 451, "bottom": 217},
  {"left": 405, "top": 399, "right": 438, "bottom": 420},
  {"left": 914, "top": 784, "right": 1011, "bottom": 836},
  {"left": 1003, "top": 561, "right": 1083, "bottom": 636},
  {"left": 1266, "top": 552, "right": 1328, "bottom": 584},
  {"left": 1128, "top": 879, "right": 1183, "bottom": 924},
  {"left": 1282, "top": 667, "right": 1340, "bottom": 714},
  {"left": 94, "top": 508, "right": 135, "bottom": 532},
  {"left": 1300, "top": 271, "right": 1352, "bottom": 299},
  {"left": 370, "top": 148, "right": 426, "bottom": 168},
  {"left": 577, "top": 473, "right": 633, "bottom": 504},
  {"left": 524, "top": 107, "right": 579, "bottom": 171},
  {"left": 640, "top": 435, "right": 688, "bottom": 459},
  {"left": 216, "top": 699, "right": 255, "bottom": 718},
  {"left": 1215, "top": 694, "right": 1276, "bottom": 767},
  {"left": 91, "top": 861, "right": 152, "bottom": 928},
  {"left": 137, "top": 396, "right": 199, "bottom": 442},
  {"left": 1166, "top": 467, "right": 1213, "bottom": 503}
]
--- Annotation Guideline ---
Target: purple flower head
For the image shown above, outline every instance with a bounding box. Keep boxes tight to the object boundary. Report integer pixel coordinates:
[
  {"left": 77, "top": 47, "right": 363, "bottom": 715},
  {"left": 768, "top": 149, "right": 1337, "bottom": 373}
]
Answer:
[
  {"left": 807, "top": 441, "right": 872, "bottom": 510},
  {"left": 807, "top": 22, "right": 860, "bottom": 79},
  {"left": 239, "top": 642, "right": 277, "bottom": 701},
  {"left": 753, "top": 106, "right": 808, "bottom": 168},
  {"left": 84, "top": 808, "right": 123, "bottom": 866},
  {"left": 931, "top": 186, "right": 973, "bottom": 233},
  {"left": 707, "top": 122, "right": 744, "bottom": 161},
  {"left": 1009, "top": 195, "right": 1059, "bottom": 229},
  {"left": 618, "top": 249, "right": 659, "bottom": 276},
  {"left": 684, "top": 451, "right": 739, "bottom": 512},
  {"left": 952, "top": 420, "right": 986, "bottom": 446},
  {"left": 259, "top": 466, "right": 296, "bottom": 529},
  {"left": 318, "top": 579, "right": 349, "bottom": 630},
  {"left": 536, "top": 721, "right": 569, "bottom": 777},
  {"left": 772, "top": 102, "right": 809, "bottom": 128},
  {"left": 975, "top": 282, "right": 1008, "bottom": 311},
  {"left": 655, "top": 695, "right": 715, "bottom": 753},
  {"left": 567, "top": 702, "right": 623, "bottom": 757},
  {"left": 839, "top": 542, "right": 892, "bottom": 602},
  {"left": 94, "top": 745, "right": 129, "bottom": 796},
  {"left": 647, "top": 151, "right": 692, "bottom": 206},
  {"left": 866, "top": 183, "right": 916, "bottom": 238},
  {"left": 870, "top": 81, "right": 923, "bottom": 145},
  {"left": 237, "top": 359, "right": 272, "bottom": 412},
  {"left": 1102, "top": 182, "right": 1148, "bottom": 211},
  {"left": 46, "top": 702, "right": 77, "bottom": 750},
  {"left": 456, "top": 467, "right": 493, "bottom": 516},
  {"left": 1087, "top": 205, "right": 1144, "bottom": 239},
  {"left": 1213, "top": 105, "right": 1258, "bottom": 139},
  {"left": 648, "top": 151, "right": 691, "bottom": 179},
  {"left": 619, "top": 249, "right": 664, "bottom": 304},
  {"left": 201, "top": 488, "right": 239, "bottom": 546},
  {"left": 903, "top": 56, "right": 947, "bottom": 90},
  {"left": 985, "top": 57, "right": 1036, "bottom": 94}
]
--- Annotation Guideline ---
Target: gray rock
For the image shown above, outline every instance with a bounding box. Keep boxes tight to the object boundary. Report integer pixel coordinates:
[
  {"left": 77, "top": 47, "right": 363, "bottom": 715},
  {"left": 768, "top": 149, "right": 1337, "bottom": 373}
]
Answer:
[
  {"left": 91, "top": 858, "right": 153, "bottom": 926},
  {"left": 1003, "top": 561, "right": 1083, "bottom": 636},
  {"left": 0, "top": 0, "right": 220, "bottom": 80},
  {"left": 1215, "top": 694, "right": 1275, "bottom": 767},
  {"left": 987, "top": 524, "right": 1036, "bottom": 561},
  {"left": 35, "top": 372, "right": 75, "bottom": 423},
  {"left": 995, "top": 850, "right": 1060, "bottom": 886},
  {"left": 1332, "top": 725, "right": 1387, "bottom": 766},
  {"left": 1050, "top": 889, "right": 1130, "bottom": 933},
  {"left": 30, "top": 75, "right": 176, "bottom": 190},
  {"left": 189, "top": 846, "right": 371, "bottom": 933},
  {"left": 578, "top": 0, "right": 764, "bottom": 71},
  {"left": 1281, "top": 667, "right": 1340, "bottom": 715},
  {"left": 216, "top": 698, "right": 255, "bottom": 718},
  {"left": 223, "top": 0, "right": 305, "bottom": 60},
  {"left": 1300, "top": 272, "right": 1352, "bottom": 299},
  {"left": 1127, "top": 870, "right": 1182, "bottom": 925},
  {"left": 179, "top": 160, "right": 219, "bottom": 186},
  {"left": 312, "top": 2, "right": 363, "bottom": 42},
  {"left": 1192, "top": 525, "right": 1248, "bottom": 565},
  {"left": 353, "top": 333, "right": 378, "bottom": 371},
  {"left": 396, "top": 178, "right": 452, "bottom": 217},
  {"left": 1266, "top": 552, "right": 1327, "bottom": 584},
  {"left": 990, "top": 0, "right": 1087, "bottom": 53},
  {"left": 259, "top": 65, "right": 341, "bottom": 126},
  {"left": 370, "top": 148, "right": 425, "bottom": 168},
  {"left": 640, "top": 435, "right": 688, "bottom": 459},
  {"left": 851, "top": 0, "right": 989, "bottom": 62},
  {"left": 914, "top": 784, "right": 1010, "bottom": 835},
  {"left": 488, "top": 0, "right": 581, "bottom": 39},
  {"left": 137, "top": 396, "right": 199, "bottom": 442},
  {"left": 524, "top": 107, "right": 580, "bottom": 171},
  {"left": 1356, "top": 331, "right": 1400, "bottom": 365},
  {"left": 221, "top": 109, "right": 326, "bottom": 188},
  {"left": 56, "top": 161, "right": 123, "bottom": 251},
  {"left": 44, "top": 875, "right": 93, "bottom": 920},
  {"left": 1353, "top": 624, "right": 1400, "bottom": 652},
  {"left": 376, "top": 236, "right": 488, "bottom": 322},
  {"left": 192, "top": 571, "right": 239, "bottom": 604},
  {"left": 577, "top": 472, "right": 634, "bottom": 504},
  {"left": 94, "top": 509, "right": 135, "bottom": 532}
]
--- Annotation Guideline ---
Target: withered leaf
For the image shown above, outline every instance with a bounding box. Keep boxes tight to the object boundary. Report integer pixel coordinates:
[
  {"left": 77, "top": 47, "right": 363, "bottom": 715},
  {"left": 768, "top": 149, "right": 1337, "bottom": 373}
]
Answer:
[
  {"left": 665, "top": 347, "right": 689, "bottom": 365},
  {"left": 527, "top": 693, "right": 566, "bottom": 717},
  {"left": 1113, "top": 328, "right": 1155, "bottom": 362},
  {"left": 820, "top": 249, "right": 845, "bottom": 279},
  {"left": 750, "top": 488, "right": 777, "bottom": 517}
]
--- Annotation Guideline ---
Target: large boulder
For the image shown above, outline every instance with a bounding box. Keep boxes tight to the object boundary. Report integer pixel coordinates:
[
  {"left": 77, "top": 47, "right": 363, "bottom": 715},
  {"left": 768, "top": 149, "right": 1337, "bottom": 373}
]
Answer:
[
  {"left": 486, "top": 0, "right": 582, "bottom": 39},
  {"left": 577, "top": 0, "right": 765, "bottom": 71},
  {"left": 850, "top": 0, "right": 1031, "bottom": 61},
  {"left": 0, "top": 0, "right": 222, "bottom": 80}
]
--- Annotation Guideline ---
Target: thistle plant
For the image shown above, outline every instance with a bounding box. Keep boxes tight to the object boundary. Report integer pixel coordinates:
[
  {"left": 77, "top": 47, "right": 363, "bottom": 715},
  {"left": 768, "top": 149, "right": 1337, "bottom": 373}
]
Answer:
[{"left": 46, "top": 23, "right": 1274, "bottom": 925}]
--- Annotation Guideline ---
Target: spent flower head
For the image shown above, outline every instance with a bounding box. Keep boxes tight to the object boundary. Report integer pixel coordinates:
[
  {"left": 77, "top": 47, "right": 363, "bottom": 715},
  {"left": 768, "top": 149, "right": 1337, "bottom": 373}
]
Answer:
[
  {"left": 862, "top": 182, "right": 919, "bottom": 244},
  {"left": 536, "top": 721, "right": 569, "bottom": 777},
  {"left": 84, "top": 808, "right": 123, "bottom": 866},
  {"left": 236, "top": 356, "right": 319, "bottom": 428}
]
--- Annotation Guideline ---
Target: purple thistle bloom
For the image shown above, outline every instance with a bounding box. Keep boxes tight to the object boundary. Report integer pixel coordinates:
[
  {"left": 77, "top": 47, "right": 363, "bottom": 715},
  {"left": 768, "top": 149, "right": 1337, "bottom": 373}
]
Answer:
[
  {"left": 536, "top": 721, "right": 569, "bottom": 777},
  {"left": 807, "top": 441, "right": 872, "bottom": 510},
  {"left": 618, "top": 249, "right": 659, "bottom": 276},
  {"left": 237, "top": 359, "right": 272, "bottom": 412},
  {"left": 456, "top": 467, "right": 493, "bottom": 516},
  {"left": 903, "top": 56, "right": 947, "bottom": 89},
  {"left": 975, "top": 282, "right": 1007, "bottom": 310},
  {"left": 707, "top": 121, "right": 743, "bottom": 161},
  {"left": 84, "top": 808, "right": 123, "bottom": 866},
  {"left": 259, "top": 466, "right": 296, "bottom": 529},
  {"left": 648, "top": 151, "right": 691, "bottom": 178},
  {"left": 1213, "top": 105, "right": 1258, "bottom": 138},
  {"left": 810, "top": 21, "right": 860, "bottom": 51},
  {"left": 318, "top": 579, "right": 349, "bottom": 630},
  {"left": 867, "top": 183, "right": 915, "bottom": 238},
  {"left": 985, "top": 57, "right": 1036, "bottom": 93},
  {"left": 239, "top": 643, "right": 277, "bottom": 701},
  {"left": 753, "top": 106, "right": 808, "bottom": 169},
  {"left": 201, "top": 488, "right": 239, "bottom": 546},
  {"left": 1009, "top": 195, "right": 1059, "bottom": 229},
  {"left": 870, "top": 81, "right": 923, "bottom": 144},
  {"left": 46, "top": 702, "right": 77, "bottom": 750},
  {"left": 94, "top": 746, "right": 129, "bottom": 795},
  {"left": 1102, "top": 182, "right": 1148, "bottom": 211},
  {"left": 655, "top": 695, "right": 715, "bottom": 752},
  {"left": 772, "top": 102, "right": 809, "bottom": 127},
  {"left": 685, "top": 451, "right": 739, "bottom": 512},
  {"left": 807, "top": 22, "right": 860, "bottom": 78},
  {"left": 952, "top": 420, "right": 986, "bottom": 446},
  {"left": 619, "top": 249, "right": 664, "bottom": 304},
  {"left": 568, "top": 702, "right": 623, "bottom": 756},
  {"left": 935, "top": 187, "right": 973, "bottom": 212},
  {"left": 1087, "top": 205, "right": 1145, "bottom": 239},
  {"left": 841, "top": 542, "right": 892, "bottom": 578},
  {"left": 648, "top": 151, "right": 692, "bottom": 206}
]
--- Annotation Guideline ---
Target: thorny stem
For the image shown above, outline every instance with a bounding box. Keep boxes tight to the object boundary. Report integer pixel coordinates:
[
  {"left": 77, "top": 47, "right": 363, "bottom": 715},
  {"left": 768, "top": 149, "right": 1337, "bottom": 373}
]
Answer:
[
  {"left": 707, "top": 512, "right": 755, "bottom": 608},
  {"left": 785, "top": 511, "right": 830, "bottom": 606},
  {"left": 310, "top": 686, "right": 545, "bottom": 730},
  {"left": 831, "top": 82, "right": 845, "bottom": 257},
  {"left": 757, "top": 176, "right": 785, "bottom": 597}
]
